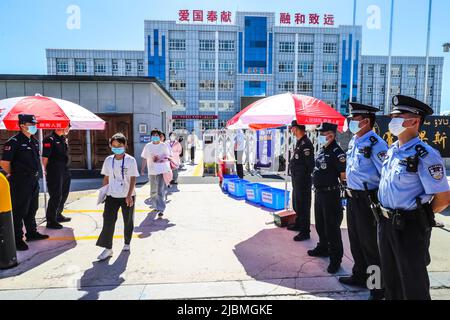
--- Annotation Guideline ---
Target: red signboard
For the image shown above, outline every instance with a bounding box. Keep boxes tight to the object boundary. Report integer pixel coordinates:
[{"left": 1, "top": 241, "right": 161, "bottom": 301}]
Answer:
[{"left": 172, "top": 115, "right": 218, "bottom": 120}]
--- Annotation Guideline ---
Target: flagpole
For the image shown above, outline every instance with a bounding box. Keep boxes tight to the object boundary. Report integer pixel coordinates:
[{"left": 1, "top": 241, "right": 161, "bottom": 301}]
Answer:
[
  {"left": 385, "top": 0, "right": 395, "bottom": 114},
  {"left": 424, "top": 0, "right": 433, "bottom": 104},
  {"left": 348, "top": 0, "right": 357, "bottom": 108}
]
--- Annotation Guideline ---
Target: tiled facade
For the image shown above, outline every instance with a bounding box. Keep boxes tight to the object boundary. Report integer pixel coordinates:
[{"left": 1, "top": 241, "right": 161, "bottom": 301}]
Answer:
[{"left": 46, "top": 12, "right": 444, "bottom": 131}]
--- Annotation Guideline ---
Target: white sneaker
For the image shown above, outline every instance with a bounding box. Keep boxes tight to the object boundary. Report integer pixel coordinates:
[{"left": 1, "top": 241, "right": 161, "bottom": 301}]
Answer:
[
  {"left": 97, "top": 249, "right": 113, "bottom": 261},
  {"left": 123, "top": 244, "right": 130, "bottom": 252}
]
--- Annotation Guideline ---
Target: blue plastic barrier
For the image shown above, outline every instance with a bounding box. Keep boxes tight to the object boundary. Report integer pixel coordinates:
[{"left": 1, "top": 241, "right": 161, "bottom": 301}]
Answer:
[
  {"left": 228, "top": 179, "right": 251, "bottom": 198},
  {"left": 245, "top": 183, "right": 270, "bottom": 204},
  {"left": 260, "top": 188, "right": 290, "bottom": 211}
]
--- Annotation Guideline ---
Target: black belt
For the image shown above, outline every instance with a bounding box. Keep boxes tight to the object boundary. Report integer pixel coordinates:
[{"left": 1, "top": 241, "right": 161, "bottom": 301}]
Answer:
[
  {"left": 346, "top": 188, "right": 377, "bottom": 199},
  {"left": 12, "top": 171, "right": 39, "bottom": 178},
  {"left": 379, "top": 205, "right": 425, "bottom": 220},
  {"left": 314, "top": 185, "right": 340, "bottom": 192}
]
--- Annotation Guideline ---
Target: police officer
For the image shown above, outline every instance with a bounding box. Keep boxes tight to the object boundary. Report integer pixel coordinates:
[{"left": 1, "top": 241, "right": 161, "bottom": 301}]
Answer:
[
  {"left": 42, "top": 124, "right": 72, "bottom": 229},
  {"left": 287, "top": 121, "right": 315, "bottom": 242},
  {"left": 339, "top": 103, "right": 387, "bottom": 300},
  {"left": 0, "top": 114, "right": 49, "bottom": 251},
  {"left": 377, "top": 95, "right": 450, "bottom": 300},
  {"left": 308, "top": 123, "right": 346, "bottom": 274}
]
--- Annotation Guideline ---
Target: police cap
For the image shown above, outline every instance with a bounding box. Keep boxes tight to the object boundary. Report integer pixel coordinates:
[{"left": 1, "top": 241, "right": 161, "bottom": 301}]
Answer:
[
  {"left": 18, "top": 114, "right": 37, "bottom": 125},
  {"left": 391, "top": 95, "right": 433, "bottom": 117},
  {"left": 290, "top": 120, "right": 306, "bottom": 131},
  {"left": 349, "top": 103, "right": 379, "bottom": 116},
  {"left": 316, "top": 122, "right": 338, "bottom": 133}
]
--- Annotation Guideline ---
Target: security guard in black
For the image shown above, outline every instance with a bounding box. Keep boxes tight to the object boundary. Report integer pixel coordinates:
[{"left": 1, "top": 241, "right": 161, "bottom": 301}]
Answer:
[
  {"left": 288, "top": 121, "right": 314, "bottom": 241},
  {"left": 1, "top": 114, "right": 49, "bottom": 251},
  {"left": 42, "top": 127, "right": 72, "bottom": 229},
  {"left": 309, "top": 122, "right": 346, "bottom": 274}
]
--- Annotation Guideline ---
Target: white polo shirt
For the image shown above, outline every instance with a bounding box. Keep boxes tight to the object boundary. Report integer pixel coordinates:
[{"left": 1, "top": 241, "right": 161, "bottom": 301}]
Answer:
[
  {"left": 141, "top": 142, "right": 172, "bottom": 176},
  {"left": 101, "top": 154, "right": 140, "bottom": 198}
]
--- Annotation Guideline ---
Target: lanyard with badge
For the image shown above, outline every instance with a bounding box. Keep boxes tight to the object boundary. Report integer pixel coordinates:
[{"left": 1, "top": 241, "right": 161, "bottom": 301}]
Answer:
[{"left": 112, "top": 155, "right": 126, "bottom": 186}]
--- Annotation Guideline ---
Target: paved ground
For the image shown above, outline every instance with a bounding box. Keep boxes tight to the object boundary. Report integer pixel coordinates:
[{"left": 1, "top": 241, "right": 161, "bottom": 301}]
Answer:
[{"left": 1, "top": 148, "right": 450, "bottom": 300}]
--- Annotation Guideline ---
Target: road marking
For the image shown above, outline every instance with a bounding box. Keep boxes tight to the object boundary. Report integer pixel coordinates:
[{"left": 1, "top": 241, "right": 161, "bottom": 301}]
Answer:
[
  {"left": 63, "top": 209, "right": 151, "bottom": 214},
  {"left": 47, "top": 234, "right": 144, "bottom": 241},
  {"left": 192, "top": 154, "right": 204, "bottom": 177}
]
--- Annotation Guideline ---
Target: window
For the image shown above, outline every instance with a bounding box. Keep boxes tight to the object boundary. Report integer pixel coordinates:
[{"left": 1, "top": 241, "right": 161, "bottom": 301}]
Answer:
[
  {"left": 323, "top": 62, "right": 338, "bottom": 74},
  {"left": 219, "top": 40, "right": 235, "bottom": 51},
  {"left": 219, "top": 80, "right": 234, "bottom": 91},
  {"left": 406, "top": 86, "right": 417, "bottom": 96},
  {"left": 323, "top": 42, "right": 337, "bottom": 54},
  {"left": 112, "top": 60, "right": 119, "bottom": 72},
  {"left": 367, "top": 65, "right": 374, "bottom": 76},
  {"left": 278, "top": 81, "right": 294, "bottom": 92},
  {"left": 322, "top": 82, "right": 338, "bottom": 93},
  {"left": 390, "top": 85, "right": 401, "bottom": 95},
  {"left": 279, "top": 42, "right": 295, "bottom": 53},
  {"left": 278, "top": 61, "right": 294, "bottom": 73},
  {"left": 199, "top": 80, "right": 215, "bottom": 91},
  {"left": 199, "top": 100, "right": 234, "bottom": 112},
  {"left": 170, "top": 60, "right": 185, "bottom": 71},
  {"left": 199, "top": 40, "right": 215, "bottom": 51},
  {"left": 428, "top": 66, "right": 435, "bottom": 78},
  {"left": 325, "top": 100, "right": 336, "bottom": 109},
  {"left": 428, "top": 86, "right": 434, "bottom": 96},
  {"left": 219, "top": 61, "right": 234, "bottom": 72},
  {"left": 169, "top": 80, "right": 186, "bottom": 91},
  {"left": 380, "top": 85, "right": 385, "bottom": 94},
  {"left": 367, "top": 85, "right": 373, "bottom": 94},
  {"left": 298, "top": 62, "right": 313, "bottom": 74},
  {"left": 138, "top": 60, "right": 144, "bottom": 72},
  {"left": 56, "top": 59, "right": 69, "bottom": 73},
  {"left": 169, "top": 39, "right": 186, "bottom": 51},
  {"left": 408, "top": 65, "right": 418, "bottom": 77},
  {"left": 299, "top": 42, "right": 314, "bottom": 53},
  {"left": 173, "top": 100, "right": 186, "bottom": 112},
  {"left": 380, "top": 65, "right": 386, "bottom": 76},
  {"left": 391, "top": 65, "right": 401, "bottom": 78},
  {"left": 94, "top": 59, "right": 106, "bottom": 74},
  {"left": 298, "top": 81, "right": 313, "bottom": 92},
  {"left": 125, "top": 60, "right": 132, "bottom": 72},
  {"left": 202, "top": 119, "right": 216, "bottom": 130},
  {"left": 75, "top": 59, "right": 86, "bottom": 73},
  {"left": 200, "top": 60, "right": 215, "bottom": 71},
  {"left": 173, "top": 120, "right": 186, "bottom": 130}
]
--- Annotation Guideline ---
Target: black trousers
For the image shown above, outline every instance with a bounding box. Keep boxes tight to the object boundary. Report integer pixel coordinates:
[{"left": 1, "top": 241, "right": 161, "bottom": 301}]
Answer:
[
  {"left": 314, "top": 189, "right": 343, "bottom": 263},
  {"left": 378, "top": 216, "right": 432, "bottom": 300},
  {"left": 347, "top": 195, "right": 382, "bottom": 285},
  {"left": 190, "top": 147, "right": 195, "bottom": 162},
  {"left": 291, "top": 173, "right": 311, "bottom": 235},
  {"left": 96, "top": 196, "right": 135, "bottom": 250},
  {"left": 9, "top": 174, "right": 39, "bottom": 242},
  {"left": 46, "top": 166, "right": 71, "bottom": 223},
  {"left": 234, "top": 151, "right": 244, "bottom": 179}
]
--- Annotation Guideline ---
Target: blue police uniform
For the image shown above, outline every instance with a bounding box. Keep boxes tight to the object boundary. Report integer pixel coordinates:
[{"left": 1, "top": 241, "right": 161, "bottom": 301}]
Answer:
[
  {"left": 340, "top": 103, "right": 388, "bottom": 300},
  {"left": 377, "top": 95, "right": 450, "bottom": 300}
]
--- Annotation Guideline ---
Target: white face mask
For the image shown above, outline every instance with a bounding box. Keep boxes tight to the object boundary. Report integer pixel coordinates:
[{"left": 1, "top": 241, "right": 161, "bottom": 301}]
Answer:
[
  {"left": 349, "top": 120, "right": 362, "bottom": 135},
  {"left": 389, "top": 118, "right": 407, "bottom": 137},
  {"left": 170, "top": 136, "right": 176, "bottom": 142}
]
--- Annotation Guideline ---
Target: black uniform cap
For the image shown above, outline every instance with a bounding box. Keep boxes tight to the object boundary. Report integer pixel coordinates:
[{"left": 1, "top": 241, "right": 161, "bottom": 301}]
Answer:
[
  {"left": 316, "top": 122, "right": 338, "bottom": 133},
  {"left": 18, "top": 114, "right": 37, "bottom": 125},
  {"left": 349, "top": 103, "right": 379, "bottom": 116},
  {"left": 290, "top": 120, "right": 306, "bottom": 131},
  {"left": 391, "top": 95, "right": 434, "bottom": 117}
]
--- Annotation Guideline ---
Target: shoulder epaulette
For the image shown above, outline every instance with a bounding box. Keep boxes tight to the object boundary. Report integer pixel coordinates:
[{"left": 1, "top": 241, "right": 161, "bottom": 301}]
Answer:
[
  {"left": 415, "top": 144, "right": 429, "bottom": 158},
  {"left": 369, "top": 136, "right": 378, "bottom": 146}
]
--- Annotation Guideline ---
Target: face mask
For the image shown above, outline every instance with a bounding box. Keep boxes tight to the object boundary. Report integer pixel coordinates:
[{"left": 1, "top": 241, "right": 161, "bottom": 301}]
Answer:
[
  {"left": 318, "top": 135, "right": 328, "bottom": 147},
  {"left": 27, "top": 125, "right": 38, "bottom": 135},
  {"left": 152, "top": 136, "right": 160, "bottom": 143},
  {"left": 170, "top": 136, "right": 176, "bottom": 142},
  {"left": 111, "top": 147, "right": 125, "bottom": 155},
  {"left": 389, "top": 118, "right": 407, "bottom": 137},
  {"left": 349, "top": 120, "right": 362, "bottom": 135}
]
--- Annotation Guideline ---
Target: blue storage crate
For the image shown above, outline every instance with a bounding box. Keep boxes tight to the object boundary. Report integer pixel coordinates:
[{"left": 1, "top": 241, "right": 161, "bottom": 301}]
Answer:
[
  {"left": 228, "top": 179, "right": 250, "bottom": 198},
  {"left": 260, "top": 188, "right": 291, "bottom": 211},
  {"left": 222, "top": 175, "right": 239, "bottom": 192},
  {"left": 245, "top": 183, "right": 270, "bottom": 204}
]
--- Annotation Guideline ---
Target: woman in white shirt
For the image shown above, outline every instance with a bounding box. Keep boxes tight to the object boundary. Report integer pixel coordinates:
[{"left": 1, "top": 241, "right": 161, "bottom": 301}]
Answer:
[{"left": 96, "top": 133, "right": 140, "bottom": 261}]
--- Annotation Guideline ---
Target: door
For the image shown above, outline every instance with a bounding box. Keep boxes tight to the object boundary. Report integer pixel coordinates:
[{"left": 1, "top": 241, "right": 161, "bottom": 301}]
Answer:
[{"left": 68, "top": 130, "right": 87, "bottom": 169}]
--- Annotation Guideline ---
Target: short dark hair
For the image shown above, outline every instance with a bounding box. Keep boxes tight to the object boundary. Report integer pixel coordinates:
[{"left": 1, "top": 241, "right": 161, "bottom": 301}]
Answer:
[
  {"left": 160, "top": 132, "right": 166, "bottom": 139},
  {"left": 362, "top": 114, "right": 376, "bottom": 128},
  {"left": 110, "top": 133, "right": 127, "bottom": 145},
  {"left": 150, "top": 129, "right": 160, "bottom": 136}
]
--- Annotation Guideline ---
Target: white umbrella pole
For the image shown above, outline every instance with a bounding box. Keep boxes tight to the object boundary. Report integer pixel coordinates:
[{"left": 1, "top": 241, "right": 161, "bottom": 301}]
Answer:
[
  {"left": 284, "top": 125, "right": 289, "bottom": 211},
  {"left": 39, "top": 129, "right": 48, "bottom": 212}
]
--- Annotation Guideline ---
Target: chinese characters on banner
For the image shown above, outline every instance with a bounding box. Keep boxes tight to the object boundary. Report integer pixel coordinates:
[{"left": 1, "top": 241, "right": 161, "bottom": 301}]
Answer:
[
  {"left": 374, "top": 116, "right": 450, "bottom": 157},
  {"left": 178, "top": 10, "right": 232, "bottom": 23},
  {"left": 280, "top": 12, "right": 334, "bottom": 26}
]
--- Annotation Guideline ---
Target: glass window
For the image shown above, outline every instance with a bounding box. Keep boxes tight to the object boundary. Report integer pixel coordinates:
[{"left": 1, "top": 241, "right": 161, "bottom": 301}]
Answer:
[
  {"left": 428, "top": 86, "right": 434, "bottom": 96},
  {"left": 199, "top": 40, "right": 215, "bottom": 51},
  {"left": 169, "top": 39, "right": 186, "bottom": 51},
  {"left": 170, "top": 60, "right": 185, "bottom": 71},
  {"left": 169, "top": 80, "right": 186, "bottom": 91},
  {"left": 380, "top": 65, "right": 386, "bottom": 76},
  {"left": 219, "top": 80, "right": 234, "bottom": 91},
  {"left": 199, "top": 60, "right": 215, "bottom": 71},
  {"left": 299, "top": 42, "right": 314, "bottom": 53},
  {"left": 94, "top": 59, "right": 106, "bottom": 74},
  {"left": 112, "top": 60, "right": 119, "bottom": 72},
  {"left": 298, "top": 81, "right": 313, "bottom": 92},
  {"left": 322, "top": 82, "right": 338, "bottom": 93},
  {"left": 279, "top": 42, "right": 295, "bottom": 53},
  {"left": 390, "top": 85, "right": 401, "bottom": 95},
  {"left": 278, "top": 61, "right": 294, "bottom": 73},
  {"left": 138, "top": 60, "right": 144, "bottom": 72},
  {"left": 428, "top": 66, "right": 435, "bottom": 78},
  {"left": 244, "top": 17, "right": 268, "bottom": 74},
  {"left": 75, "top": 59, "right": 86, "bottom": 73},
  {"left": 199, "top": 80, "right": 215, "bottom": 91},
  {"left": 219, "top": 40, "right": 235, "bottom": 52},
  {"left": 173, "top": 100, "right": 186, "bottom": 112},
  {"left": 298, "top": 62, "right": 313, "bottom": 74},
  {"left": 219, "top": 61, "right": 234, "bottom": 72},
  {"left": 125, "top": 60, "right": 132, "bottom": 72},
  {"left": 380, "top": 85, "right": 385, "bottom": 94},
  {"left": 173, "top": 119, "right": 186, "bottom": 130},
  {"left": 56, "top": 59, "right": 69, "bottom": 73},
  {"left": 278, "top": 81, "right": 294, "bottom": 92},
  {"left": 391, "top": 65, "right": 401, "bottom": 77},
  {"left": 367, "top": 85, "right": 373, "bottom": 94},
  {"left": 323, "top": 62, "right": 338, "bottom": 74},
  {"left": 406, "top": 86, "right": 417, "bottom": 96},
  {"left": 244, "top": 81, "right": 266, "bottom": 96},
  {"left": 367, "top": 65, "right": 374, "bottom": 76},
  {"left": 323, "top": 42, "right": 337, "bottom": 54},
  {"left": 408, "top": 65, "right": 418, "bottom": 77}
]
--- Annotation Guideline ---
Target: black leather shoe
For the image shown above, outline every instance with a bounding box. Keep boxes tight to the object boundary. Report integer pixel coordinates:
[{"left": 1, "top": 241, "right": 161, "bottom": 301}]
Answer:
[
  {"left": 338, "top": 276, "right": 367, "bottom": 288},
  {"left": 26, "top": 232, "right": 50, "bottom": 242},
  {"left": 46, "top": 222, "right": 63, "bottom": 230},
  {"left": 293, "top": 234, "right": 311, "bottom": 242},
  {"left": 287, "top": 225, "right": 301, "bottom": 232},
  {"left": 327, "top": 261, "right": 341, "bottom": 274},
  {"left": 307, "top": 246, "right": 329, "bottom": 257},
  {"left": 15, "top": 240, "right": 29, "bottom": 251},
  {"left": 57, "top": 215, "right": 72, "bottom": 223}
]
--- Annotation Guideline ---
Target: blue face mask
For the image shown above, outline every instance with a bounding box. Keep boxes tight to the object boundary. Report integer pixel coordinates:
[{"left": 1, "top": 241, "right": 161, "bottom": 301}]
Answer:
[
  {"left": 349, "top": 120, "right": 362, "bottom": 135},
  {"left": 111, "top": 147, "right": 125, "bottom": 155},
  {"left": 318, "top": 135, "right": 328, "bottom": 147},
  {"left": 152, "top": 136, "right": 160, "bottom": 143},
  {"left": 27, "top": 125, "right": 38, "bottom": 135}
]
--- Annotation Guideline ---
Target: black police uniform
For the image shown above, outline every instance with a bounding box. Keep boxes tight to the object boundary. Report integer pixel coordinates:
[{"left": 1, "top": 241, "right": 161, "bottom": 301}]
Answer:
[
  {"left": 289, "top": 123, "right": 315, "bottom": 236},
  {"left": 311, "top": 123, "right": 346, "bottom": 269},
  {"left": 2, "top": 131, "right": 41, "bottom": 243},
  {"left": 42, "top": 131, "right": 71, "bottom": 224}
]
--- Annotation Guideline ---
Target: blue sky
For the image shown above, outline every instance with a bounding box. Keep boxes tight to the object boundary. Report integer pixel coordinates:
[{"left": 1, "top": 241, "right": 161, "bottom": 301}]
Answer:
[{"left": 1, "top": 0, "right": 449, "bottom": 113}]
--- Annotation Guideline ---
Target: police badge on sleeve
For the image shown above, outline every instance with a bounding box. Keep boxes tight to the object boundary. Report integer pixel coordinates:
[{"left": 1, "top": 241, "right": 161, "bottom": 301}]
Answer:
[{"left": 428, "top": 165, "right": 444, "bottom": 181}]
